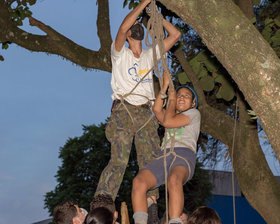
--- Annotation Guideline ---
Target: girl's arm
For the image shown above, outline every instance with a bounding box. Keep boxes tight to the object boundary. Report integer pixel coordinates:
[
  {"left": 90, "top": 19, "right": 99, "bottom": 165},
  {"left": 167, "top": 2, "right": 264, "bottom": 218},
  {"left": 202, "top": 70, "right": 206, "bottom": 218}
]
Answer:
[{"left": 162, "top": 88, "right": 191, "bottom": 129}]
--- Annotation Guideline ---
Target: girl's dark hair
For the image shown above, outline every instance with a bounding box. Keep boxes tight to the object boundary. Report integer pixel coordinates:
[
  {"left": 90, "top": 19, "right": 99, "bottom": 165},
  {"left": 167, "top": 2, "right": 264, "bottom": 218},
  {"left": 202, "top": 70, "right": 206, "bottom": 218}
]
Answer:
[
  {"left": 85, "top": 207, "right": 114, "bottom": 224},
  {"left": 187, "top": 206, "right": 221, "bottom": 224}
]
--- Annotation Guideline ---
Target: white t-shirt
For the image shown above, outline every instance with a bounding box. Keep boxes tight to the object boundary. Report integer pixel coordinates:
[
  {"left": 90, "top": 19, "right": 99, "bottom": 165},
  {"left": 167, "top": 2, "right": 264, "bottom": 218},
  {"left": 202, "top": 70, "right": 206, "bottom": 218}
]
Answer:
[
  {"left": 111, "top": 41, "right": 160, "bottom": 105},
  {"left": 163, "top": 108, "right": 201, "bottom": 153}
]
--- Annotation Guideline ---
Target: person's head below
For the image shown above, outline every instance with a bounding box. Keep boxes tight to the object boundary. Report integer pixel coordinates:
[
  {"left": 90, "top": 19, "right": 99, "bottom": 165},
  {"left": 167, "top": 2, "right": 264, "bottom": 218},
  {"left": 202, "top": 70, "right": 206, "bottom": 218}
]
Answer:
[
  {"left": 161, "top": 208, "right": 189, "bottom": 224},
  {"left": 89, "top": 194, "right": 118, "bottom": 223},
  {"left": 90, "top": 194, "right": 116, "bottom": 213},
  {"left": 53, "top": 200, "right": 87, "bottom": 224},
  {"left": 180, "top": 210, "right": 189, "bottom": 224},
  {"left": 126, "top": 21, "right": 145, "bottom": 44},
  {"left": 85, "top": 207, "right": 118, "bottom": 224},
  {"left": 187, "top": 206, "right": 221, "bottom": 224},
  {"left": 175, "top": 85, "right": 198, "bottom": 113}
]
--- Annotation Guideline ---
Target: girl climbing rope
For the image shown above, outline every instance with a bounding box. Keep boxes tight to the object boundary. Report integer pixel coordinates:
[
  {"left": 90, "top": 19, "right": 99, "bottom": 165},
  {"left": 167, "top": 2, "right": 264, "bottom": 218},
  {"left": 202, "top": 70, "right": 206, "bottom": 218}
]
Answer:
[{"left": 131, "top": 70, "right": 201, "bottom": 224}]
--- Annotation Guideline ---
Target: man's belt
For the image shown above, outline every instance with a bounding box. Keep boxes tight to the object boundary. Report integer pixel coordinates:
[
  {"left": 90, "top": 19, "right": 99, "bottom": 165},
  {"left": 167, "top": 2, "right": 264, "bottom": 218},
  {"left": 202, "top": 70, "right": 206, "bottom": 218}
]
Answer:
[{"left": 111, "top": 99, "right": 150, "bottom": 112}]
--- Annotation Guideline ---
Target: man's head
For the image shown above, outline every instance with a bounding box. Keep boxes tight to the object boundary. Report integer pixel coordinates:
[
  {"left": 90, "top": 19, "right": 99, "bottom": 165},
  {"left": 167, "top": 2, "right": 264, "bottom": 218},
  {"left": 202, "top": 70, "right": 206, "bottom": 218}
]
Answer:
[
  {"left": 187, "top": 206, "right": 221, "bottom": 224},
  {"left": 53, "top": 201, "right": 86, "bottom": 224},
  {"left": 127, "top": 21, "right": 145, "bottom": 42},
  {"left": 175, "top": 85, "right": 198, "bottom": 112},
  {"left": 85, "top": 207, "right": 117, "bottom": 224}
]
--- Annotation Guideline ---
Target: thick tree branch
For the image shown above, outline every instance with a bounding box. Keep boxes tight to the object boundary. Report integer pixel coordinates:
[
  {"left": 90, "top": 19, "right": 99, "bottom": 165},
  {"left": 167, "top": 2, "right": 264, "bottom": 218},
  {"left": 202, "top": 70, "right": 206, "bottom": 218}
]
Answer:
[
  {"left": 234, "top": 0, "right": 255, "bottom": 20},
  {"left": 234, "top": 92, "right": 280, "bottom": 223},
  {"left": 28, "top": 16, "right": 60, "bottom": 41},
  {"left": 0, "top": 0, "right": 112, "bottom": 72},
  {"left": 96, "top": 0, "right": 112, "bottom": 52}
]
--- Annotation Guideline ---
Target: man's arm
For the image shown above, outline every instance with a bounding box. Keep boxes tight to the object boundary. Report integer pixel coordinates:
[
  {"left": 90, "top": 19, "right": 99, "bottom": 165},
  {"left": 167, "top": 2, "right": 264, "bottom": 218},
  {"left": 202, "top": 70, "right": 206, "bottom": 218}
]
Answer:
[
  {"left": 115, "top": 0, "right": 151, "bottom": 51},
  {"left": 162, "top": 18, "right": 181, "bottom": 52}
]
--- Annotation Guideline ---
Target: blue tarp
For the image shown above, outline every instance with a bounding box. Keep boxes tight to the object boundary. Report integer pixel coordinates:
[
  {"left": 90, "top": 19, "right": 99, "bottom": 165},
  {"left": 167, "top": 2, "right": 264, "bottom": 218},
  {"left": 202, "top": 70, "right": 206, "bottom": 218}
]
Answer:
[{"left": 207, "top": 195, "right": 266, "bottom": 224}]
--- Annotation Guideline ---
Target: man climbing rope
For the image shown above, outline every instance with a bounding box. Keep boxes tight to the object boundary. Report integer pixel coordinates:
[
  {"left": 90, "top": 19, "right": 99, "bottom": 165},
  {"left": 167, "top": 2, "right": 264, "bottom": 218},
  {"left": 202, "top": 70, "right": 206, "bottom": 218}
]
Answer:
[
  {"left": 94, "top": 0, "right": 181, "bottom": 222},
  {"left": 131, "top": 71, "right": 201, "bottom": 224}
]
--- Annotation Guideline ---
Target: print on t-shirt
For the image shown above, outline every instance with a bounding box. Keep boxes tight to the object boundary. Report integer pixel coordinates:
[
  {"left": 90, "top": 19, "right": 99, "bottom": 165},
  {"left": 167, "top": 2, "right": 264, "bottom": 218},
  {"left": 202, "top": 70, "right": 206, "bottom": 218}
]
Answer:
[
  {"left": 163, "top": 127, "right": 184, "bottom": 145},
  {"left": 128, "top": 63, "right": 152, "bottom": 83}
]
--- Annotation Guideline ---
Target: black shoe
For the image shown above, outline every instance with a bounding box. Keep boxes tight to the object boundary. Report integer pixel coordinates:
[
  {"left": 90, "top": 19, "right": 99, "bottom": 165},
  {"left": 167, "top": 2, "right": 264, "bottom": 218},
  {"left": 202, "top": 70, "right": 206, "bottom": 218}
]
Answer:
[{"left": 148, "top": 203, "right": 160, "bottom": 224}]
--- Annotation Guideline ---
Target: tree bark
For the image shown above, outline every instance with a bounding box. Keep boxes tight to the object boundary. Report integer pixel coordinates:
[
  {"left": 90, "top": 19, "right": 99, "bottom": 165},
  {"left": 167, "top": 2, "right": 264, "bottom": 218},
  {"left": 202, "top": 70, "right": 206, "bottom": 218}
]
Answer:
[
  {"left": 175, "top": 49, "right": 280, "bottom": 224},
  {"left": 234, "top": 0, "right": 255, "bottom": 20},
  {"left": 157, "top": 0, "right": 280, "bottom": 167}
]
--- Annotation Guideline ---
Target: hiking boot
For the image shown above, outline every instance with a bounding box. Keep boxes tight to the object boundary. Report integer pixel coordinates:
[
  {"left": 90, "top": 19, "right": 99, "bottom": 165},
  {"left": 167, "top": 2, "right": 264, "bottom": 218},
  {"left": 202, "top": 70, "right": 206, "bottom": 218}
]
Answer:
[{"left": 147, "top": 203, "right": 160, "bottom": 224}]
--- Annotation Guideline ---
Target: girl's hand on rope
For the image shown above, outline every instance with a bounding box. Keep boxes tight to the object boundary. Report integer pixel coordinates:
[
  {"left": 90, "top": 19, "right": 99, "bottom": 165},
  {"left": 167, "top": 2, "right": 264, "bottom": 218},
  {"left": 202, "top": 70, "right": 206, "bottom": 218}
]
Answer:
[
  {"left": 168, "top": 86, "right": 176, "bottom": 101},
  {"left": 163, "top": 70, "right": 171, "bottom": 92}
]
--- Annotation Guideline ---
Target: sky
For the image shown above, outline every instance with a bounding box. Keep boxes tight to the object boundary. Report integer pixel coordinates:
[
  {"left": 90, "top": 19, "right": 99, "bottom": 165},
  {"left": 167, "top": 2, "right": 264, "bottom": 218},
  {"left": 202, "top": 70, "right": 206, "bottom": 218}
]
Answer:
[
  {"left": 0, "top": 1, "right": 279, "bottom": 224},
  {"left": 0, "top": 1, "right": 129, "bottom": 223}
]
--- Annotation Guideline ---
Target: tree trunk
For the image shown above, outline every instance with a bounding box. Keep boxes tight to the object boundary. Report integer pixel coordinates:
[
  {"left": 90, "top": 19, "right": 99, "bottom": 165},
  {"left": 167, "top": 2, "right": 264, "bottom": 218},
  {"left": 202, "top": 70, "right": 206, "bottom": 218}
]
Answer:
[{"left": 158, "top": 0, "right": 280, "bottom": 169}]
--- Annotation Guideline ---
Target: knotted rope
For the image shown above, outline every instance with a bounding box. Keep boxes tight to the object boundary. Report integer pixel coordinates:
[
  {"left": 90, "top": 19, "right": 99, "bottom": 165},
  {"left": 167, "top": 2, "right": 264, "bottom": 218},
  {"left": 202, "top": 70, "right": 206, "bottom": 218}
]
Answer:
[{"left": 116, "top": 0, "right": 171, "bottom": 134}]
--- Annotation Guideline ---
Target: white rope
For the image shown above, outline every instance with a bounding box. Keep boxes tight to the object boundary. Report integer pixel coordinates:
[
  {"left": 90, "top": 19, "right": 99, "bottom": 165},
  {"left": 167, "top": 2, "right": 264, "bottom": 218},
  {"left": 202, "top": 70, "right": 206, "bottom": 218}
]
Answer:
[{"left": 231, "top": 98, "right": 238, "bottom": 224}]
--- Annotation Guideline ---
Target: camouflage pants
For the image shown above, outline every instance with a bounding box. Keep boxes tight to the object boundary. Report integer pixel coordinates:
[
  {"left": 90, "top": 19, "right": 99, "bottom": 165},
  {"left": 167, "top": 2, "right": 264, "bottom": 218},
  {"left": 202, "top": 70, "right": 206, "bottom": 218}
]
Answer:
[{"left": 94, "top": 101, "right": 161, "bottom": 200}]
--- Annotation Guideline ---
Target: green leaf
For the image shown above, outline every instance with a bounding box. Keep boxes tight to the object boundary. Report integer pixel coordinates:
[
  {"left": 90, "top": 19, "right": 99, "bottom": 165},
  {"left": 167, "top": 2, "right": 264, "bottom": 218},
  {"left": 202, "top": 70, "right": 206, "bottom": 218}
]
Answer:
[
  {"left": 217, "top": 83, "right": 235, "bottom": 101},
  {"left": 178, "top": 72, "right": 190, "bottom": 84},
  {"left": 25, "top": 10, "right": 32, "bottom": 17},
  {"left": 128, "top": 0, "right": 136, "bottom": 9},
  {"left": 265, "top": 18, "right": 274, "bottom": 26},
  {"left": 195, "top": 51, "right": 208, "bottom": 63},
  {"left": 261, "top": 26, "right": 272, "bottom": 42},
  {"left": 251, "top": 0, "right": 260, "bottom": 5},
  {"left": 271, "top": 30, "right": 280, "bottom": 48},
  {"left": 197, "top": 67, "right": 208, "bottom": 79},
  {"left": 247, "top": 109, "right": 258, "bottom": 119},
  {"left": 214, "top": 74, "right": 226, "bottom": 84},
  {"left": 215, "top": 74, "right": 235, "bottom": 101},
  {"left": 203, "top": 58, "right": 219, "bottom": 73},
  {"left": 274, "top": 18, "right": 280, "bottom": 27},
  {"left": 123, "top": 0, "right": 129, "bottom": 8},
  {"left": 199, "top": 75, "right": 215, "bottom": 92},
  {"left": 0, "top": 55, "right": 4, "bottom": 61},
  {"left": 2, "top": 43, "right": 9, "bottom": 50},
  {"left": 16, "top": 19, "right": 23, "bottom": 26},
  {"left": 212, "top": 71, "right": 220, "bottom": 79},
  {"left": 189, "top": 57, "right": 201, "bottom": 74},
  {"left": 27, "top": 0, "right": 36, "bottom": 6},
  {"left": 250, "top": 17, "right": 257, "bottom": 24}
]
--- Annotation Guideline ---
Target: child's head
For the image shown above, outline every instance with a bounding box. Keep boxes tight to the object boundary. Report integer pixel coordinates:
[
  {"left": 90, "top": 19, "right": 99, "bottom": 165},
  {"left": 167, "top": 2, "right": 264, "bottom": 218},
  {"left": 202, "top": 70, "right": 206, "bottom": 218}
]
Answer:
[
  {"left": 89, "top": 194, "right": 118, "bottom": 224},
  {"left": 85, "top": 207, "right": 116, "bottom": 224},
  {"left": 175, "top": 86, "right": 198, "bottom": 112},
  {"left": 187, "top": 206, "right": 221, "bottom": 224},
  {"left": 90, "top": 194, "right": 115, "bottom": 213}
]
